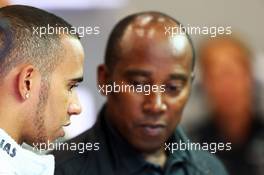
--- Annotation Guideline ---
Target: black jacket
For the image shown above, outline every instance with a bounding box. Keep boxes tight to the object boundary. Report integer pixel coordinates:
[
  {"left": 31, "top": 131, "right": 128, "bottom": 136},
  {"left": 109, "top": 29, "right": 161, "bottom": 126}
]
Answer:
[{"left": 53, "top": 106, "right": 228, "bottom": 175}]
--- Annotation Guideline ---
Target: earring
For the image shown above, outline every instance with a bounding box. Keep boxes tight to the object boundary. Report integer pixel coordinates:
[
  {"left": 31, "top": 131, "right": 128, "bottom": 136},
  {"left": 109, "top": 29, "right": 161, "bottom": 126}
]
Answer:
[{"left": 25, "top": 92, "right": 30, "bottom": 99}]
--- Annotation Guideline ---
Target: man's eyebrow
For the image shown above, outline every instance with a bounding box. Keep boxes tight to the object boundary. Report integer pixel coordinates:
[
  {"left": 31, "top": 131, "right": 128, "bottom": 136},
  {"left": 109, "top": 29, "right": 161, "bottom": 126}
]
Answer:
[
  {"left": 124, "top": 69, "right": 151, "bottom": 77},
  {"left": 69, "top": 77, "right": 84, "bottom": 83}
]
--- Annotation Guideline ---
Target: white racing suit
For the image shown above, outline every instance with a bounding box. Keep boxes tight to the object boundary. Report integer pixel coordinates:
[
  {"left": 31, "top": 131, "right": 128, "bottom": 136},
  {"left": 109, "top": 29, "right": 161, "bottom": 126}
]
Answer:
[{"left": 0, "top": 128, "right": 54, "bottom": 175}]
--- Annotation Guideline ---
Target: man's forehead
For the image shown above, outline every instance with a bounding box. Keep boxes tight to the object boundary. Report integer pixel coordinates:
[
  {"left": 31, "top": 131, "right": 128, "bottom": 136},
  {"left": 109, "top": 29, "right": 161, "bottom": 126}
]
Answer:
[
  {"left": 119, "top": 57, "right": 191, "bottom": 80},
  {"left": 60, "top": 36, "right": 84, "bottom": 55},
  {"left": 123, "top": 65, "right": 188, "bottom": 75},
  {"left": 53, "top": 36, "right": 84, "bottom": 79}
]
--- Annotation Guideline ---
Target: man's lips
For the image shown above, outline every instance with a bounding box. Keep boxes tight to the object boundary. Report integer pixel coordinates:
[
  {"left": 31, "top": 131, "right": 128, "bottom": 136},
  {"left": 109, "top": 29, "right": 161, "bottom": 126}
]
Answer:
[
  {"left": 138, "top": 123, "right": 166, "bottom": 137},
  {"left": 63, "top": 122, "right": 71, "bottom": 127}
]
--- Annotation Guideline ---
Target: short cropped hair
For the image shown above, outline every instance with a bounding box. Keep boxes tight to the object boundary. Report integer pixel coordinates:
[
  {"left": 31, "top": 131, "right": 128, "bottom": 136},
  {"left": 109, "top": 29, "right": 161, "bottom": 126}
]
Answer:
[
  {"left": 0, "top": 5, "right": 79, "bottom": 80},
  {"left": 104, "top": 11, "right": 195, "bottom": 72}
]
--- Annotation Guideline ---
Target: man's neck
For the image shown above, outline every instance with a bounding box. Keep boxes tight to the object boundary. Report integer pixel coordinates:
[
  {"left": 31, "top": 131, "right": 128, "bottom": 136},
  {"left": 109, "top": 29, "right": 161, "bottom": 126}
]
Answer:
[{"left": 143, "top": 148, "right": 167, "bottom": 168}]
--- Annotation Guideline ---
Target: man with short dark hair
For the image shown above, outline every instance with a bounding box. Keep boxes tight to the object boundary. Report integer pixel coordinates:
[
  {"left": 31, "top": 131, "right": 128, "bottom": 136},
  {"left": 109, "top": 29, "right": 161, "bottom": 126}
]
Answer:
[
  {"left": 54, "top": 12, "right": 227, "bottom": 175},
  {"left": 0, "top": 5, "right": 84, "bottom": 174}
]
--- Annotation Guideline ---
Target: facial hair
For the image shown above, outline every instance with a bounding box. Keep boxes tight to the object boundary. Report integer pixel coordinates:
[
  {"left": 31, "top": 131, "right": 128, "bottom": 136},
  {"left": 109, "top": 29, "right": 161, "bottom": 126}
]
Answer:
[{"left": 33, "top": 79, "right": 50, "bottom": 144}]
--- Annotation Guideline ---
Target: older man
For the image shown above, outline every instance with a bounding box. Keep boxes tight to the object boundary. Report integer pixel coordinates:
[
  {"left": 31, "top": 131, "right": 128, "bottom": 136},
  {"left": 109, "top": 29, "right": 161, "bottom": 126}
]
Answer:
[{"left": 54, "top": 12, "right": 227, "bottom": 175}]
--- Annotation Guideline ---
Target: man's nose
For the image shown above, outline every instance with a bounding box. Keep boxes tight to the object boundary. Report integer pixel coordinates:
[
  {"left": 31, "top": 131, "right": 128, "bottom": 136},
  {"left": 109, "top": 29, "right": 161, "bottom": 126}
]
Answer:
[
  {"left": 68, "top": 102, "right": 82, "bottom": 115},
  {"left": 143, "top": 92, "right": 167, "bottom": 115}
]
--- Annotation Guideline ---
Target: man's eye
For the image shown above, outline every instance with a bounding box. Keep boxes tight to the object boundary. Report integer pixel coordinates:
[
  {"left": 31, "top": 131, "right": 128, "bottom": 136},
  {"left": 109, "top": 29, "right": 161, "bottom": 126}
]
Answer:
[
  {"left": 165, "top": 83, "right": 184, "bottom": 94},
  {"left": 69, "top": 84, "right": 79, "bottom": 91}
]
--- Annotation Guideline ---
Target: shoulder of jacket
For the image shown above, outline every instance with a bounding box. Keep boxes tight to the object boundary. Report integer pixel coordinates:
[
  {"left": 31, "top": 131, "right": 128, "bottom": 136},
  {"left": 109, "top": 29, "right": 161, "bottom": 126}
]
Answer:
[
  {"left": 191, "top": 150, "right": 229, "bottom": 175},
  {"left": 0, "top": 158, "right": 16, "bottom": 174}
]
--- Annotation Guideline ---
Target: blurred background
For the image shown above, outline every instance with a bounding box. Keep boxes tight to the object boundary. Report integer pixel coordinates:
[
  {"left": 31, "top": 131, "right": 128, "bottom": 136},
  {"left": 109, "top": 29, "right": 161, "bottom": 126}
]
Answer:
[{"left": 1, "top": 0, "right": 263, "bottom": 174}]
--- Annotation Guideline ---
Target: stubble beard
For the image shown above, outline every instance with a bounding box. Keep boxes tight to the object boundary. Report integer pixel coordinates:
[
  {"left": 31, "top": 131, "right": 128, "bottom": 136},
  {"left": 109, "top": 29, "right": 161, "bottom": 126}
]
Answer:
[{"left": 33, "top": 79, "right": 50, "bottom": 145}]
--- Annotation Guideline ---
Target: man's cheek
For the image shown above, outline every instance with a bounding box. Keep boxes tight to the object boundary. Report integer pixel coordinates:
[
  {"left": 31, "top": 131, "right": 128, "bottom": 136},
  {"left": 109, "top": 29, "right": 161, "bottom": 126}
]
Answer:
[
  {"left": 170, "top": 94, "right": 189, "bottom": 110},
  {"left": 166, "top": 112, "right": 181, "bottom": 131},
  {"left": 125, "top": 92, "right": 144, "bottom": 104},
  {"left": 63, "top": 92, "right": 71, "bottom": 110}
]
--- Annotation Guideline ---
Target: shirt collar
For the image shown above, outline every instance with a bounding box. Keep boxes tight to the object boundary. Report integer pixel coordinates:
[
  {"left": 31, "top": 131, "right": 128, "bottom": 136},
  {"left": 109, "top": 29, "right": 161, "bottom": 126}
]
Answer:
[{"left": 0, "top": 128, "right": 54, "bottom": 175}]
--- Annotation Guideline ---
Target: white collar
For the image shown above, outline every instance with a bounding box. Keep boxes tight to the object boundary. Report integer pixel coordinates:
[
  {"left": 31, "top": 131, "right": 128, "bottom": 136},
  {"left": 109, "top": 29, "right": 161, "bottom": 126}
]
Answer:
[{"left": 0, "top": 128, "right": 54, "bottom": 175}]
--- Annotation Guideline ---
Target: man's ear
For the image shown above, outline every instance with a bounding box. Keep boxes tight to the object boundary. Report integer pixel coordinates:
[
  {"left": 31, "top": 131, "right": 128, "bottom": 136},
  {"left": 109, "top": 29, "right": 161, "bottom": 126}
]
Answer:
[
  {"left": 17, "top": 65, "right": 40, "bottom": 100},
  {"left": 97, "top": 64, "right": 110, "bottom": 96}
]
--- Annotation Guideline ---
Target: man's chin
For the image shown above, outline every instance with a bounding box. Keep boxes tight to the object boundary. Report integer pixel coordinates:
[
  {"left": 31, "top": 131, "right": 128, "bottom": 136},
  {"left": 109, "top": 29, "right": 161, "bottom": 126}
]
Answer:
[
  {"left": 132, "top": 140, "right": 165, "bottom": 154},
  {"left": 58, "top": 128, "right": 66, "bottom": 138}
]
